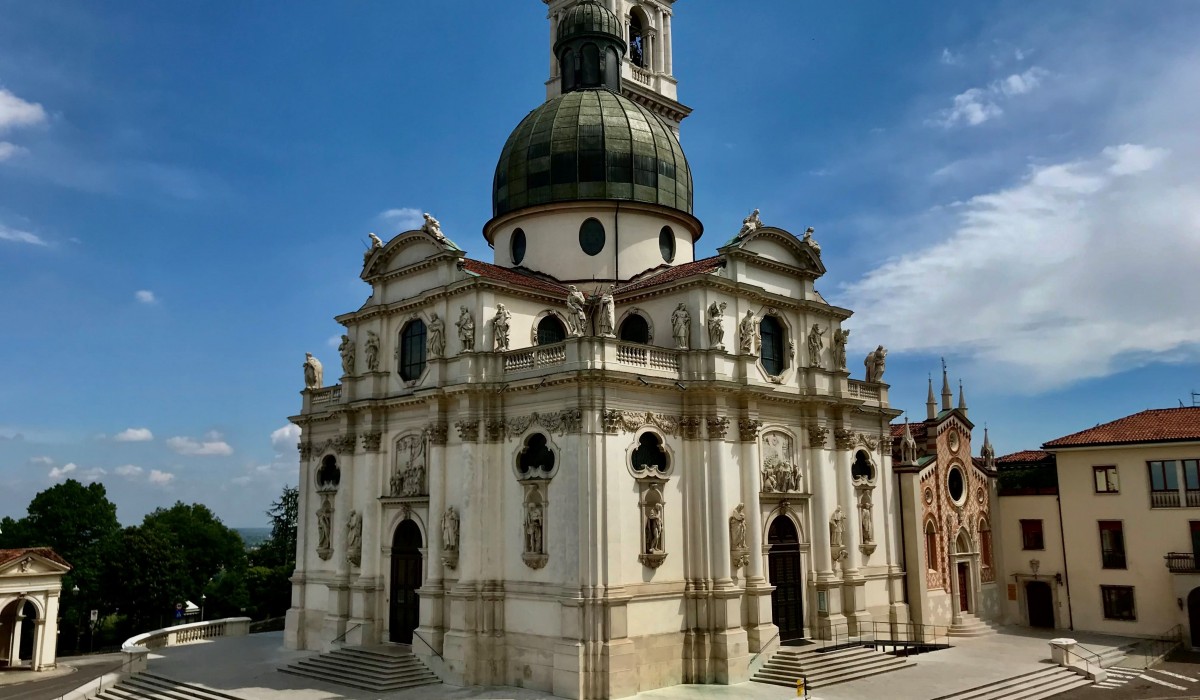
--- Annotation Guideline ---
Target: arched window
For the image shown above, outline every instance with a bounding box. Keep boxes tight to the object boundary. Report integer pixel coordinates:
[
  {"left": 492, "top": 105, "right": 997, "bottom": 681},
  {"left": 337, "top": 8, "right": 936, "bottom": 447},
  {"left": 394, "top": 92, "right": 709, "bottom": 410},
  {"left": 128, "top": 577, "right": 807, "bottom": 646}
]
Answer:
[
  {"left": 852, "top": 450, "right": 874, "bottom": 482},
  {"left": 631, "top": 432, "right": 669, "bottom": 475},
  {"left": 582, "top": 43, "right": 601, "bottom": 86},
  {"left": 619, "top": 313, "right": 650, "bottom": 344},
  {"left": 925, "top": 520, "right": 938, "bottom": 571},
  {"left": 399, "top": 320, "right": 427, "bottom": 381},
  {"left": 980, "top": 519, "right": 993, "bottom": 569},
  {"left": 629, "top": 12, "right": 646, "bottom": 67},
  {"left": 562, "top": 49, "right": 577, "bottom": 92},
  {"left": 517, "top": 433, "right": 556, "bottom": 479},
  {"left": 760, "top": 315, "right": 786, "bottom": 375},
  {"left": 317, "top": 455, "right": 341, "bottom": 488},
  {"left": 537, "top": 315, "right": 567, "bottom": 345}
]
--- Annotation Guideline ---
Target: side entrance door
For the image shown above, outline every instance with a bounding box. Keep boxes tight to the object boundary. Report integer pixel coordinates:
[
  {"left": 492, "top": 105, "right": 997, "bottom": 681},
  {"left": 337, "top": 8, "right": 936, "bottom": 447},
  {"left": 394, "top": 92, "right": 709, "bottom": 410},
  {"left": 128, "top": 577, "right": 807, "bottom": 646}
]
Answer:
[
  {"left": 957, "top": 562, "right": 970, "bottom": 612},
  {"left": 389, "top": 520, "right": 423, "bottom": 644},
  {"left": 768, "top": 516, "right": 804, "bottom": 641},
  {"left": 1026, "top": 581, "right": 1055, "bottom": 628}
]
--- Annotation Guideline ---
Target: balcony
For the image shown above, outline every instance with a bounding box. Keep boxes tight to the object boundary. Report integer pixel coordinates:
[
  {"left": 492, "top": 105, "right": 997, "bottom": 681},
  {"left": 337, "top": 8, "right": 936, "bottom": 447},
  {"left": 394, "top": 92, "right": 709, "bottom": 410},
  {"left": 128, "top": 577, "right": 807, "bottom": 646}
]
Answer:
[
  {"left": 1165, "top": 552, "right": 1200, "bottom": 573},
  {"left": 615, "top": 343, "right": 679, "bottom": 372},
  {"left": 504, "top": 343, "right": 566, "bottom": 372},
  {"left": 1151, "top": 490, "right": 1182, "bottom": 508}
]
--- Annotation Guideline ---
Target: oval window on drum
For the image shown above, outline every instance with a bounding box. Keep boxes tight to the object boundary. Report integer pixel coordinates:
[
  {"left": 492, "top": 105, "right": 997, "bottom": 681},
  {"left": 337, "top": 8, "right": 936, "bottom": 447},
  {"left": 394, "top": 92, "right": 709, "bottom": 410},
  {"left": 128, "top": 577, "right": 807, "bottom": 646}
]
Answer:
[
  {"left": 579, "top": 218, "right": 605, "bottom": 256},
  {"left": 659, "top": 226, "right": 676, "bottom": 262},
  {"left": 511, "top": 228, "right": 527, "bottom": 265}
]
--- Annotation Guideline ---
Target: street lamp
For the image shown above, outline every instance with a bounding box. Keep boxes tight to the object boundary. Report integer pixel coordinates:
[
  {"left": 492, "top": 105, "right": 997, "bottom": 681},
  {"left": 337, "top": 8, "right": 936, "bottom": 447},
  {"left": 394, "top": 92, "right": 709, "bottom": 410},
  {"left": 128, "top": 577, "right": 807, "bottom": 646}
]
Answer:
[
  {"left": 201, "top": 594, "right": 206, "bottom": 622},
  {"left": 71, "top": 585, "right": 82, "bottom": 654}
]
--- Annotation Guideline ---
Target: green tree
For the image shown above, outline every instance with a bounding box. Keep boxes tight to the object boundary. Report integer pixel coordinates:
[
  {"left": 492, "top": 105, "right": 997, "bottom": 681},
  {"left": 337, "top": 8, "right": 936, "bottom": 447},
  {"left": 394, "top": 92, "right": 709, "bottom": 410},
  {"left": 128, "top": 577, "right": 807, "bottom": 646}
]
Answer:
[
  {"left": 100, "top": 526, "right": 190, "bottom": 632},
  {"left": 251, "top": 485, "right": 298, "bottom": 570},
  {"left": 142, "top": 502, "right": 247, "bottom": 602}
]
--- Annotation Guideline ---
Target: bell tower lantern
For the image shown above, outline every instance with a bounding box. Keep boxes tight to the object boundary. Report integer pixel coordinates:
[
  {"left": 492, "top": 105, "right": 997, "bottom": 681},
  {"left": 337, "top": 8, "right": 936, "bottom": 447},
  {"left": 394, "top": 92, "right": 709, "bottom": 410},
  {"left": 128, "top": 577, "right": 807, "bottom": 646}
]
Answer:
[{"left": 544, "top": 0, "right": 692, "bottom": 132}]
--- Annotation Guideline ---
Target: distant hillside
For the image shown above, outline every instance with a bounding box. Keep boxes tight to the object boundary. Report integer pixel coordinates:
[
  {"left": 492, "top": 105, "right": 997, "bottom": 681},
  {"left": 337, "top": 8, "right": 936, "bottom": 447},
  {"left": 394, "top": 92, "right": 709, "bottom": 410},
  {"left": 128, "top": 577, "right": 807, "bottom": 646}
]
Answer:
[{"left": 236, "top": 527, "right": 271, "bottom": 549}]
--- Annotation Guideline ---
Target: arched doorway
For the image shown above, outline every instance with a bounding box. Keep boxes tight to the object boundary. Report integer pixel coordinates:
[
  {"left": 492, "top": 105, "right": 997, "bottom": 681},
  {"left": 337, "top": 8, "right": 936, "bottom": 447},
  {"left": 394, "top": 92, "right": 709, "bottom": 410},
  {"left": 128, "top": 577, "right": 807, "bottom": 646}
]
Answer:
[
  {"left": 955, "top": 532, "right": 972, "bottom": 613},
  {"left": 768, "top": 516, "right": 804, "bottom": 641},
  {"left": 0, "top": 599, "right": 37, "bottom": 668},
  {"left": 1188, "top": 588, "right": 1200, "bottom": 647},
  {"left": 389, "top": 520, "right": 423, "bottom": 644},
  {"left": 1026, "top": 581, "right": 1054, "bottom": 628}
]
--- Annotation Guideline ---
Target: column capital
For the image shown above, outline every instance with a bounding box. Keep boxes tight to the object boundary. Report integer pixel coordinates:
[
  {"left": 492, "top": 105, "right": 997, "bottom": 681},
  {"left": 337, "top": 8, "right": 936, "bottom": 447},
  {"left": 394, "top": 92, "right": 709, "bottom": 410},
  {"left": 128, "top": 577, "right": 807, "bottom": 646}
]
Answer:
[
  {"left": 808, "top": 424, "right": 829, "bottom": 449},
  {"left": 834, "top": 427, "right": 856, "bottom": 451},
  {"left": 737, "top": 418, "right": 762, "bottom": 442}
]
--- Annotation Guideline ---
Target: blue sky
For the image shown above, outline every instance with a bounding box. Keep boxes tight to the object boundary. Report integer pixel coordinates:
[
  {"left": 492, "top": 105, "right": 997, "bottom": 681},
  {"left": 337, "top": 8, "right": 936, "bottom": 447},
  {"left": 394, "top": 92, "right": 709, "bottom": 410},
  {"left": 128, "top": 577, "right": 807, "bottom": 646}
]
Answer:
[{"left": 2, "top": 1, "right": 1198, "bottom": 527}]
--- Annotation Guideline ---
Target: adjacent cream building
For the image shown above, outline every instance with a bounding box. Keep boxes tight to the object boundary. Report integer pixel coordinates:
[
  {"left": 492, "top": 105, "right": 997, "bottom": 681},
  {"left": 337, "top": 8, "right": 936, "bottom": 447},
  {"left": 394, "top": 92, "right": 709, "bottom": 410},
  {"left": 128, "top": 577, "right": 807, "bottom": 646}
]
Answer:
[{"left": 0, "top": 547, "right": 70, "bottom": 672}]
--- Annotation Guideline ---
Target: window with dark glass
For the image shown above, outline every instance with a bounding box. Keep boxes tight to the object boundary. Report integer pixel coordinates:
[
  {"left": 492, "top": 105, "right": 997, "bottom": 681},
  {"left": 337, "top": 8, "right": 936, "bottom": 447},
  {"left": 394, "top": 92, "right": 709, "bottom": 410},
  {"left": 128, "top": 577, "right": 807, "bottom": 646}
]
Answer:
[
  {"left": 317, "top": 455, "right": 341, "bottom": 488},
  {"left": 1149, "top": 460, "right": 1180, "bottom": 507},
  {"left": 948, "top": 467, "right": 965, "bottom": 502},
  {"left": 1099, "top": 520, "right": 1126, "bottom": 569},
  {"left": 1020, "top": 519, "right": 1044, "bottom": 550},
  {"left": 517, "top": 433, "right": 555, "bottom": 478},
  {"left": 618, "top": 314, "right": 650, "bottom": 344},
  {"left": 1185, "top": 460, "right": 1200, "bottom": 490},
  {"left": 659, "top": 226, "right": 676, "bottom": 262},
  {"left": 511, "top": 228, "right": 527, "bottom": 265},
  {"left": 980, "top": 520, "right": 993, "bottom": 568},
  {"left": 631, "top": 432, "right": 669, "bottom": 475},
  {"left": 1093, "top": 465, "right": 1119, "bottom": 493},
  {"left": 399, "top": 320, "right": 427, "bottom": 381},
  {"left": 1101, "top": 585, "right": 1136, "bottom": 621},
  {"left": 760, "top": 315, "right": 785, "bottom": 375},
  {"left": 579, "top": 218, "right": 605, "bottom": 256},
  {"left": 851, "top": 451, "right": 874, "bottom": 482},
  {"left": 629, "top": 12, "right": 645, "bottom": 67},
  {"left": 537, "top": 315, "right": 567, "bottom": 345},
  {"left": 925, "top": 521, "right": 938, "bottom": 571}
]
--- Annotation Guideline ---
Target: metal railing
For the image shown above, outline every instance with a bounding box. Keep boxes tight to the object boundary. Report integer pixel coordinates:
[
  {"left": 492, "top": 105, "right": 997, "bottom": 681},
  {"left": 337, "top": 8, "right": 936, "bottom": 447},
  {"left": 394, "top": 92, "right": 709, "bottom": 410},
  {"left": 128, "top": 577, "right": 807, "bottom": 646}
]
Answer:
[
  {"left": 332, "top": 622, "right": 362, "bottom": 646},
  {"left": 53, "top": 652, "right": 141, "bottom": 700},
  {"left": 749, "top": 630, "right": 781, "bottom": 666},
  {"left": 412, "top": 628, "right": 444, "bottom": 661},
  {"left": 1051, "top": 640, "right": 1099, "bottom": 679},
  {"left": 817, "top": 620, "right": 951, "bottom": 655},
  {"left": 1122, "top": 624, "right": 1183, "bottom": 669}
]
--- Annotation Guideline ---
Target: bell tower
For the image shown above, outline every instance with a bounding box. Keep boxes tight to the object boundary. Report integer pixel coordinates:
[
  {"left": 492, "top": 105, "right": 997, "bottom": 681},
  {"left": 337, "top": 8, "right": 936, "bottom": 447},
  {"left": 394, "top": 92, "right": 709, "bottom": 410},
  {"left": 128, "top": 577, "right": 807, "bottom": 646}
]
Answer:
[{"left": 544, "top": 0, "right": 692, "bottom": 132}]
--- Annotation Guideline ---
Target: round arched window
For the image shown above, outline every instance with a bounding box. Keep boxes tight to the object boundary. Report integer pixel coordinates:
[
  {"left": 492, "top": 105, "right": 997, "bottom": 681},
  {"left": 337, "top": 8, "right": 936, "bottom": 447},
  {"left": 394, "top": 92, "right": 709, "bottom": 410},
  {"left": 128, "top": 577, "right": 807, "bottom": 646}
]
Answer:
[
  {"left": 511, "top": 228, "right": 527, "bottom": 265},
  {"left": 317, "top": 455, "right": 341, "bottom": 488},
  {"left": 398, "top": 320, "right": 427, "bottom": 381},
  {"left": 537, "top": 315, "right": 567, "bottom": 345},
  {"left": 579, "top": 218, "right": 605, "bottom": 256},
  {"left": 852, "top": 450, "right": 874, "bottom": 482},
  {"left": 948, "top": 466, "right": 965, "bottom": 503},
  {"left": 760, "top": 315, "right": 786, "bottom": 376},
  {"left": 618, "top": 314, "right": 650, "bottom": 344},
  {"left": 659, "top": 226, "right": 676, "bottom": 262}
]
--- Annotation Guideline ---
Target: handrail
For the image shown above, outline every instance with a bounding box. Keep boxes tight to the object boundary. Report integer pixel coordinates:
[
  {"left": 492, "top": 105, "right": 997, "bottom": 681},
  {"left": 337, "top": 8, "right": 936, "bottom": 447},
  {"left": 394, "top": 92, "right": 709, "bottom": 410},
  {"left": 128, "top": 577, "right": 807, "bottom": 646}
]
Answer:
[
  {"left": 411, "top": 628, "right": 443, "bottom": 661},
  {"left": 749, "top": 630, "right": 781, "bottom": 665},
  {"left": 1051, "top": 641, "right": 1097, "bottom": 679},
  {"left": 332, "top": 622, "right": 363, "bottom": 647},
  {"left": 1124, "top": 623, "right": 1183, "bottom": 669},
  {"left": 54, "top": 653, "right": 140, "bottom": 700}
]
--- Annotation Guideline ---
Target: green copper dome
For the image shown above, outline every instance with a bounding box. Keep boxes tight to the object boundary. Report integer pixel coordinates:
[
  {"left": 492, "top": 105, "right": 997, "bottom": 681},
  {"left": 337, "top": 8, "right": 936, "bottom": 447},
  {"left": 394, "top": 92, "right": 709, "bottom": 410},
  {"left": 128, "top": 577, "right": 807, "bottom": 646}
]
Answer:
[
  {"left": 493, "top": 90, "right": 693, "bottom": 218},
  {"left": 556, "top": 0, "right": 623, "bottom": 47}
]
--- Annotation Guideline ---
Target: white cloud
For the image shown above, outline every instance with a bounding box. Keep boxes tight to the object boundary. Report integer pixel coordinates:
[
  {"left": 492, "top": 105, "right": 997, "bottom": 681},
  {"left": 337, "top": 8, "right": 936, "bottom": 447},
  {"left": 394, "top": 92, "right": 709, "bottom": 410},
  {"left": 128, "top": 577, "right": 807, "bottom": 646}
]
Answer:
[
  {"left": 271, "top": 424, "right": 301, "bottom": 451},
  {"left": 378, "top": 207, "right": 424, "bottom": 232},
  {"left": 840, "top": 142, "right": 1200, "bottom": 391},
  {"left": 167, "top": 435, "right": 234, "bottom": 456},
  {"left": 114, "top": 427, "right": 154, "bottom": 442},
  {"left": 0, "top": 89, "right": 46, "bottom": 132},
  {"left": 147, "top": 469, "right": 175, "bottom": 486},
  {"left": 115, "top": 464, "right": 144, "bottom": 477},
  {"left": 48, "top": 463, "right": 77, "bottom": 479},
  {"left": 940, "top": 48, "right": 962, "bottom": 66},
  {"left": 0, "top": 142, "right": 26, "bottom": 161},
  {"left": 134, "top": 290, "right": 157, "bottom": 304},
  {"left": 29, "top": 456, "right": 53, "bottom": 466},
  {"left": 0, "top": 224, "right": 47, "bottom": 246},
  {"left": 48, "top": 463, "right": 106, "bottom": 482},
  {"left": 933, "top": 67, "right": 1048, "bottom": 127}
]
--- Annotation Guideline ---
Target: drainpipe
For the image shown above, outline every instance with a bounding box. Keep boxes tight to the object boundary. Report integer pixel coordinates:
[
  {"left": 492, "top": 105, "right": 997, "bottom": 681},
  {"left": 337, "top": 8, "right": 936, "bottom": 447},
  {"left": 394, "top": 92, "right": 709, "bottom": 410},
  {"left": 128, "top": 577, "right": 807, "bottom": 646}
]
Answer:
[{"left": 1056, "top": 490, "right": 1074, "bottom": 630}]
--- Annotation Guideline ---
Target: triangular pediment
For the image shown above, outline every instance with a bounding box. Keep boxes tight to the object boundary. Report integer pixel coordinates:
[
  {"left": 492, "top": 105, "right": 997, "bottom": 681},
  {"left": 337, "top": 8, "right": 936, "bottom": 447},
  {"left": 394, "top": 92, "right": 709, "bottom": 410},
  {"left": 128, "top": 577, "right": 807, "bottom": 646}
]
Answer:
[{"left": 0, "top": 552, "right": 70, "bottom": 577}]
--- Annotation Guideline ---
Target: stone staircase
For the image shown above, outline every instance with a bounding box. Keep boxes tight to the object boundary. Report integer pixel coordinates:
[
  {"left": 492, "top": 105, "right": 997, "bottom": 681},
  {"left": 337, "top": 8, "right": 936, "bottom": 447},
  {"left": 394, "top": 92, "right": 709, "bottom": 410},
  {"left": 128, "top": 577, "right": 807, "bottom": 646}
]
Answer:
[
  {"left": 279, "top": 644, "right": 440, "bottom": 692},
  {"left": 947, "top": 613, "right": 1001, "bottom": 638},
  {"left": 750, "top": 644, "right": 912, "bottom": 689},
  {"left": 96, "top": 672, "right": 245, "bottom": 700},
  {"left": 929, "top": 666, "right": 1092, "bottom": 700}
]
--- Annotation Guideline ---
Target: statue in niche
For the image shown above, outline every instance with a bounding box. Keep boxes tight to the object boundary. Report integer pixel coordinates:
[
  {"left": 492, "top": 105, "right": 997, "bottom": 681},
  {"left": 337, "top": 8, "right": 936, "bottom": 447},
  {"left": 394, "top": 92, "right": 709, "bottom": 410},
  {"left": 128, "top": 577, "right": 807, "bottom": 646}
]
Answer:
[
  {"left": 645, "top": 503, "right": 664, "bottom": 553},
  {"left": 761, "top": 432, "right": 801, "bottom": 493},
  {"left": 566, "top": 285, "right": 587, "bottom": 336},
  {"left": 598, "top": 287, "right": 616, "bottom": 337},
  {"left": 316, "top": 496, "right": 333, "bottom": 559},
  {"left": 739, "top": 311, "right": 757, "bottom": 355},
  {"left": 729, "top": 503, "right": 748, "bottom": 550},
  {"left": 364, "top": 331, "right": 380, "bottom": 371},
  {"left": 346, "top": 510, "right": 362, "bottom": 566},
  {"left": 807, "top": 323, "right": 826, "bottom": 368},
  {"left": 524, "top": 502, "right": 544, "bottom": 555},
  {"left": 492, "top": 304, "right": 512, "bottom": 351},
  {"left": 442, "top": 507, "right": 459, "bottom": 552},
  {"left": 303, "top": 353, "right": 324, "bottom": 390},
  {"left": 390, "top": 434, "right": 428, "bottom": 497},
  {"left": 737, "top": 209, "right": 762, "bottom": 238},
  {"left": 421, "top": 212, "right": 445, "bottom": 241},
  {"left": 671, "top": 303, "right": 691, "bottom": 349},
  {"left": 859, "top": 490, "right": 874, "bottom": 544},
  {"left": 833, "top": 328, "right": 850, "bottom": 371},
  {"left": 338, "top": 334, "right": 355, "bottom": 376},
  {"left": 864, "top": 345, "right": 888, "bottom": 383},
  {"left": 456, "top": 306, "right": 475, "bottom": 352},
  {"left": 802, "top": 226, "right": 821, "bottom": 256},
  {"left": 427, "top": 313, "right": 446, "bottom": 358},
  {"left": 829, "top": 504, "right": 846, "bottom": 548},
  {"left": 707, "top": 301, "right": 727, "bottom": 349}
]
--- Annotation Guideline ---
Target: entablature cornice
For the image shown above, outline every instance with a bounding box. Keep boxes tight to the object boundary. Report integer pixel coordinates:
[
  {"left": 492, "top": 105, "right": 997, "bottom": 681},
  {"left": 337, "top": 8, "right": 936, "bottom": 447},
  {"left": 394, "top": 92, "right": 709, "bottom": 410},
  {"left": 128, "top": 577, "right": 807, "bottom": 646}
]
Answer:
[{"left": 337, "top": 276, "right": 564, "bottom": 326}]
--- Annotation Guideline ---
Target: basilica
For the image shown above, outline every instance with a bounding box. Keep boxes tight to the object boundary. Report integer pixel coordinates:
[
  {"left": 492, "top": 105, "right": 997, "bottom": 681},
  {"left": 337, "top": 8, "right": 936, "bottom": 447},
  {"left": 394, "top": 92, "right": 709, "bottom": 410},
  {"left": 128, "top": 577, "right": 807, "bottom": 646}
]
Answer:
[{"left": 285, "top": 2, "right": 999, "bottom": 697}]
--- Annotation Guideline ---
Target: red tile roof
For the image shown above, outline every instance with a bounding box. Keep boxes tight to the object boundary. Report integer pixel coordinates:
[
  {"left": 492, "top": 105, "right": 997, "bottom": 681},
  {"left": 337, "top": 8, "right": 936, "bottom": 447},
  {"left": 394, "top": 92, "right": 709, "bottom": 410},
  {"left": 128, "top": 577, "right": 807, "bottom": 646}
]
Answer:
[
  {"left": 1043, "top": 407, "right": 1200, "bottom": 448},
  {"left": 890, "top": 421, "right": 930, "bottom": 442},
  {"left": 997, "top": 450, "right": 1053, "bottom": 464},
  {"left": 0, "top": 547, "right": 71, "bottom": 569},
  {"left": 460, "top": 259, "right": 569, "bottom": 295},
  {"left": 616, "top": 256, "right": 725, "bottom": 293}
]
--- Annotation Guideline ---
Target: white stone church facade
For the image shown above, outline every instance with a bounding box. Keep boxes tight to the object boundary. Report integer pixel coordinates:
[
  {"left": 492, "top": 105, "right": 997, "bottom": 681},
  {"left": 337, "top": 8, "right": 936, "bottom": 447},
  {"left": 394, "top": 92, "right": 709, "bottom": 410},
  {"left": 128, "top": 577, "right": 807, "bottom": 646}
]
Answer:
[{"left": 285, "top": 2, "right": 998, "bottom": 697}]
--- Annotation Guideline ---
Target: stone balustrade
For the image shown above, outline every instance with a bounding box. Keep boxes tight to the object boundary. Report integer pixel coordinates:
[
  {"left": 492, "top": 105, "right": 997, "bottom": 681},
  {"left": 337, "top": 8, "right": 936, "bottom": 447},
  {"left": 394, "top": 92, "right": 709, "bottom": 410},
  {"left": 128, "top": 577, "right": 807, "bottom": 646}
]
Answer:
[
  {"left": 616, "top": 343, "right": 679, "bottom": 372},
  {"left": 630, "top": 65, "right": 653, "bottom": 85},
  {"left": 122, "top": 617, "right": 252, "bottom": 673},
  {"left": 504, "top": 343, "right": 567, "bottom": 372},
  {"left": 310, "top": 385, "right": 342, "bottom": 406}
]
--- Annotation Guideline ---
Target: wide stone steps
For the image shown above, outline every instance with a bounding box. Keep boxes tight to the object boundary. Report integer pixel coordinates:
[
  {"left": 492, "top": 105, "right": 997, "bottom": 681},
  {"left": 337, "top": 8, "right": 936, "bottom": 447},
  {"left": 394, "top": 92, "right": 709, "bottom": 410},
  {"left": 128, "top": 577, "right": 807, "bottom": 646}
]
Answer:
[
  {"left": 947, "top": 613, "right": 1001, "bottom": 638},
  {"left": 930, "top": 666, "right": 1092, "bottom": 700},
  {"left": 751, "top": 644, "right": 912, "bottom": 689},
  {"left": 279, "top": 645, "right": 441, "bottom": 692},
  {"left": 96, "top": 672, "right": 246, "bottom": 700}
]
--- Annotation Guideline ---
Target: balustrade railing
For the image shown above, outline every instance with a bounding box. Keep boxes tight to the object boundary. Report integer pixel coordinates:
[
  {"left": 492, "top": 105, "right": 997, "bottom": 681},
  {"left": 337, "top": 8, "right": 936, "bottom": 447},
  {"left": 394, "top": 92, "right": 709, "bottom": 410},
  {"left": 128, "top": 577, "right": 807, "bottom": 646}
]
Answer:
[
  {"left": 847, "top": 380, "right": 880, "bottom": 401},
  {"left": 1151, "top": 490, "right": 1182, "bottom": 508},
  {"left": 615, "top": 343, "right": 679, "bottom": 372},
  {"left": 311, "top": 385, "right": 342, "bottom": 406},
  {"left": 1165, "top": 552, "right": 1199, "bottom": 573},
  {"left": 1187, "top": 490, "right": 1200, "bottom": 507},
  {"left": 630, "top": 65, "right": 653, "bottom": 85},
  {"left": 504, "top": 343, "right": 566, "bottom": 372}
]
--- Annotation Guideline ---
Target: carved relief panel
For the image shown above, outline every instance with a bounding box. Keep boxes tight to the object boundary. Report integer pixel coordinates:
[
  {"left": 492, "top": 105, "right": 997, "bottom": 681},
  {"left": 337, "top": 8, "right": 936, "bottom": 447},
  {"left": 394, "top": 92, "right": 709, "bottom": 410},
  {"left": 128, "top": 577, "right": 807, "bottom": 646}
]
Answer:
[
  {"left": 761, "top": 430, "right": 802, "bottom": 494},
  {"left": 389, "top": 432, "right": 428, "bottom": 497}
]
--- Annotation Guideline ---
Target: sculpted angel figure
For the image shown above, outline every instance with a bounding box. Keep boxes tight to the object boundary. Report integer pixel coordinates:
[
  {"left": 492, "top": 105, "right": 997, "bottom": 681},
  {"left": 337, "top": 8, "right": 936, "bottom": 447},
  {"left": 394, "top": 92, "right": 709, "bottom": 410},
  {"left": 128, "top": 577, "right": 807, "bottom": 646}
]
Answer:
[
  {"left": 865, "top": 345, "right": 888, "bottom": 382},
  {"left": 707, "top": 301, "right": 727, "bottom": 349},
  {"left": 833, "top": 328, "right": 850, "bottom": 371},
  {"left": 427, "top": 313, "right": 446, "bottom": 358},
  {"left": 456, "top": 306, "right": 475, "bottom": 352},
  {"left": 303, "top": 353, "right": 324, "bottom": 390},
  {"left": 492, "top": 303, "right": 512, "bottom": 351},
  {"left": 739, "top": 310, "right": 757, "bottom": 355},
  {"left": 338, "top": 334, "right": 355, "bottom": 376},
  {"left": 421, "top": 212, "right": 445, "bottom": 240},
  {"left": 807, "top": 323, "right": 826, "bottom": 368},
  {"left": 802, "top": 226, "right": 821, "bottom": 255},
  {"left": 365, "top": 331, "right": 380, "bottom": 371},
  {"left": 737, "top": 208, "right": 762, "bottom": 238},
  {"left": 566, "top": 285, "right": 587, "bottom": 336},
  {"left": 671, "top": 303, "right": 691, "bottom": 350}
]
